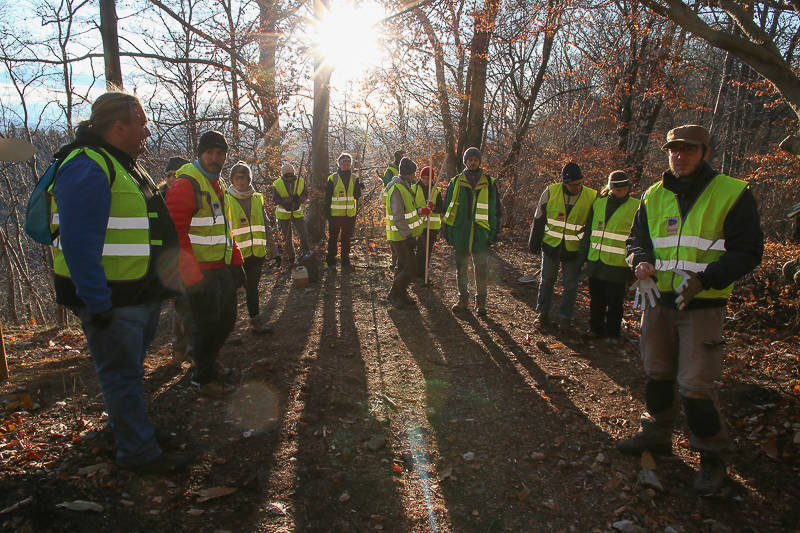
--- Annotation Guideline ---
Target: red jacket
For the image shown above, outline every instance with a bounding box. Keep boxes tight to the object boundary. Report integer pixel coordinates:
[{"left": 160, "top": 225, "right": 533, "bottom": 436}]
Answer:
[{"left": 166, "top": 176, "right": 243, "bottom": 286}]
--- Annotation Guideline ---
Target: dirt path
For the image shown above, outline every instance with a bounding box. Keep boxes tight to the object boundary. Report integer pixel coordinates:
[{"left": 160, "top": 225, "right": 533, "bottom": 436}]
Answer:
[{"left": 1, "top": 240, "right": 798, "bottom": 532}]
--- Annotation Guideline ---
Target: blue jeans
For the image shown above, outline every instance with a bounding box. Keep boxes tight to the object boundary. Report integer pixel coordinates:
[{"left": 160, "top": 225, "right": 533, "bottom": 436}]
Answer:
[
  {"left": 536, "top": 251, "right": 579, "bottom": 319},
  {"left": 74, "top": 302, "right": 162, "bottom": 465}
]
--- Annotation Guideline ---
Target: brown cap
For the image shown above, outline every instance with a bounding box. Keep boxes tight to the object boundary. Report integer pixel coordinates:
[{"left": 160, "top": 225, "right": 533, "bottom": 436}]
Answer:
[{"left": 662, "top": 124, "right": 709, "bottom": 151}]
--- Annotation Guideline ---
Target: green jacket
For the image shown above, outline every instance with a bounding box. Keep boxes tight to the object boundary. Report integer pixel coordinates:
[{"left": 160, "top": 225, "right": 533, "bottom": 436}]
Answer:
[{"left": 442, "top": 170, "right": 501, "bottom": 253}]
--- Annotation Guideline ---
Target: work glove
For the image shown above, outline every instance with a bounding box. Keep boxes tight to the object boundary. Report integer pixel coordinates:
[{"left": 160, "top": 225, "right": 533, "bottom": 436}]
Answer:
[
  {"left": 89, "top": 309, "right": 113, "bottom": 330},
  {"left": 673, "top": 269, "right": 703, "bottom": 310},
  {"left": 419, "top": 207, "right": 431, "bottom": 216},
  {"left": 272, "top": 255, "right": 282, "bottom": 268},
  {"left": 782, "top": 257, "right": 800, "bottom": 283},
  {"left": 231, "top": 265, "right": 246, "bottom": 289},
  {"left": 632, "top": 277, "right": 660, "bottom": 310}
]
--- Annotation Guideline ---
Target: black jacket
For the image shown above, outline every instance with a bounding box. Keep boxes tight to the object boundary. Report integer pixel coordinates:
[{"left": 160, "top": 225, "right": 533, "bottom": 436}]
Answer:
[{"left": 625, "top": 162, "right": 764, "bottom": 309}]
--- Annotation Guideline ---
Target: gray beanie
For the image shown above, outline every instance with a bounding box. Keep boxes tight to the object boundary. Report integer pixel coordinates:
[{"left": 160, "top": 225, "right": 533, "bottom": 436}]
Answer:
[
  {"left": 463, "top": 147, "right": 481, "bottom": 165},
  {"left": 229, "top": 160, "right": 252, "bottom": 183}
]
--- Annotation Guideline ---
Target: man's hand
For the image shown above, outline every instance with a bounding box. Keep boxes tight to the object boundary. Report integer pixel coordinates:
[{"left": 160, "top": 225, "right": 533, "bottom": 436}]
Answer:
[
  {"left": 635, "top": 262, "right": 656, "bottom": 280},
  {"left": 673, "top": 269, "right": 703, "bottom": 310},
  {"left": 89, "top": 309, "right": 113, "bottom": 330},
  {"left": 632, "top": 277, "right": 660, "bottom": 309}
]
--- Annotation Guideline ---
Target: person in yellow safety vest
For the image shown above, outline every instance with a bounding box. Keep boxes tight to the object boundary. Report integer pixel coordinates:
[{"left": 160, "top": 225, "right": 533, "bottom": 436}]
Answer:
[
  {"left": 528, "top": 162, "right": 597, "bottom": 330},
  {"left": 582, "top": 170, "right": 639, "bottom": 342},
  {"left": 226, "top": 161, "right": 280, "bottom": 334},
  {"left": 50, "top": 91, "right": 188, "bottom": 474},
  {"left": 272, "top": 162, "right": 310, "bottom": 264},
  {"left": 385, "top": 157, "right": 423, "bottom": 308},
  {"left": 166, "top": 130, "right": 245, "bottom": 399},
  {"left": 324, "top": 152, "right": 362, "bottom": 271},
  {"left": 384, "top": 149, "right": 404, "bottom": 269},
  {"left": 619, "top": 124, "right": 764, "bottom": 495},
  {"left": 412, "top": 165, "right": 444, "bottom": 282},
  {"left": 442, "top": 147, "right": 502, "bottom": 317}
]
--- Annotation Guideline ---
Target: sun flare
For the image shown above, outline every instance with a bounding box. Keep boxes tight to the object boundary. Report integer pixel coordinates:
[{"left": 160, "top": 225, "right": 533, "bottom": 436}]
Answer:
[{"left": 314, "top": 1, "right": 387, "bottom": 80}]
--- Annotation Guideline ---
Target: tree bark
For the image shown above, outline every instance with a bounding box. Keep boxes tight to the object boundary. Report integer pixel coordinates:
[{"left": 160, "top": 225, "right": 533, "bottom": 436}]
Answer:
[
  {"left": 308, "top": 0, "right": 332, "bottom": 243},
  {"left": 99, "top": 0, "right": 123, "bottom": 89}
]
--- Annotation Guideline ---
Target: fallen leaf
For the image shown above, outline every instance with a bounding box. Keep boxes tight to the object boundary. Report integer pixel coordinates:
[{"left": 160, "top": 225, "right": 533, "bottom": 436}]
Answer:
[
  {"left": 196, "top": 486, "right": 237, "bottom": 503},
  {"left": 640, "top": 451, "right": 656, "bottom": 470},
  {"left": 764, "top": 434, "right": 779, "bottom": 461},
  {"left": 56, "top": 500, "right": 103, "bottom": 512}
]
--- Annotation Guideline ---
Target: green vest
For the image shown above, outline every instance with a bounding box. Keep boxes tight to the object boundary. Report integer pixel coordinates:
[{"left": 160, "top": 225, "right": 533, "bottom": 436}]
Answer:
[
  {"left": 177, "top": 163, "right": 234, "bottom": 264},
  {"left": 382, "top": 164, "right": 398, "bottom": 187},
  {"left": 542, "top": 183, "right": 597, "bottom": 252},
  {"left": 273, "top": 177, "right": 305, "bottom": 220},
  {"left": 329, "top": 173, "right": 356, "bottom": 217},
  {"left": 442, "top": 172, "right": 494, "bottom": 230},
  {"left": 226, "top": 192, "right": 268, "bottom": 259},
  {"left": 587, "top": 195, "right": 639, "bottom": 267},
  {"left": 643, "top": 173, "right": 748, "bottom": 299},
  {"left": 385, "top": 181, "right": 423, "bottom": 241},
  {"left": 412, "top": 183, "right": 442, "bottom": 230},
  {"left": 50, "top": 147, "right": 152, "bottom": 280}
]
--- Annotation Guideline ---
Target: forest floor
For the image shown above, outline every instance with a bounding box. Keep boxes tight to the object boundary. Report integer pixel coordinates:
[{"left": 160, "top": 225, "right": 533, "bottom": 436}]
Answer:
[{"left": 1, "top": 235, "right": 799, "bottom": 533}]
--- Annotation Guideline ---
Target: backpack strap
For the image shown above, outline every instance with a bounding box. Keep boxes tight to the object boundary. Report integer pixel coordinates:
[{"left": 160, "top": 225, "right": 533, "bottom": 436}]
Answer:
[{"left": 180, "top": 175, "right": 210, "bottom": 217}]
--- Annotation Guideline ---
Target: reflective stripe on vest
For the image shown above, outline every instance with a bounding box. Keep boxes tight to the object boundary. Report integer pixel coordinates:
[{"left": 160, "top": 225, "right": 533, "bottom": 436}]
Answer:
[
  {"left": 273, "top": 177, "right": 305, "bottom": 220},
  {"left": 587, "top": 195, "right": 639, "bottom": 267},
  {"left": 442, "top": 172, "right": 494, "bottom": 230},
  {"left": 385, "top": 182, "right": 423, "bottom": 241},
  {"left": 412, "top": 183, "right": 442, "bottom": 230},
  {"left": 643, "top": 173, "right": 748, "bottom": 299},
  {"left": 177, "top": 163, "right": 234, "bottom": 264},
  {"left": 226, "top": 192, "right": 268, "bottom": 258},
  {"left": 542, "top": 183, "right": 597, "bottom": 252},
  {"left": 329, "top": 173, "right": 356, "bottom": 217},
  {"left": 49, "top": 147, "right": 152, "bottom": 280}
]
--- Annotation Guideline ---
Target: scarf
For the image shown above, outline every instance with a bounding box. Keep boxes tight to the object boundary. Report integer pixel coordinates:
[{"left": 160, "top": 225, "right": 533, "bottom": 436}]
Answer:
[{"left": 227, "top": 183, "right": 255, "bottom": 200}]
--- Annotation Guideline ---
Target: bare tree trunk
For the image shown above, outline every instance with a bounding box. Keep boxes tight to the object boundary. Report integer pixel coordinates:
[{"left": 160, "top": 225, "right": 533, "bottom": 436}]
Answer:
[
  {"left": 258, "top": 0, "right": 280, "bottom": 177},
  {"left": 308, "top": 0, "right": 331, "bottom": 243},
  {"left": 100, "top": 0, "right": 123, "bottom": 89}
]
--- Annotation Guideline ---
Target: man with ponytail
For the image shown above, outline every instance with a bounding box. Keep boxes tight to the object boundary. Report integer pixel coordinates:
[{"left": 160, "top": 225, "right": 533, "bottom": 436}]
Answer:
[{"left": 50, "top": 91, "right": 186, "bottom": 474}]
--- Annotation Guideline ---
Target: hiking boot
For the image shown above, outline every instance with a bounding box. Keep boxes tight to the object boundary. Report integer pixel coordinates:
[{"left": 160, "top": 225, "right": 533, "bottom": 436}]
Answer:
[
  {"left": 191, "top": 378, "right": 238, "bottom": 398},
  {"left": 117, "top": 451, "right": 191, "bottom": 475},
  {"left": 451, "top": 299, "right": 469, "bottom": 313},
  {"left": 694, "top": 453, "right": 728, "bottom": 494},
  {"left": 616, "top": 431, "right": 672, "bottom": 455},
  {"left": 533, "top": 312, "right": 550, "bottom": 328}
]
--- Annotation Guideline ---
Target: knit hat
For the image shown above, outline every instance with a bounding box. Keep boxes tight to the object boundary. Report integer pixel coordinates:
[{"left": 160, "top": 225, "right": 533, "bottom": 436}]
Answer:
[
  {"left": 662, "top": 124, "right": 709, "bottom": 151},
  {"left": 165, "top": 156, "right": 189, "bottom": 172},
  {"left": 337, "top": 152, "right": 352, "bottom": 166},
  {"left": 561, "top": 162, "right": 583, "bottom": 183},
  {"left": 399, "top": 157, "right": 417, "bottom": 177},
  {"left": 198, "top": 130, "right": 228, "bottom": 155},
  {"left": 420, "top": 166, "right": 434, "bottom": 180},
  {"left": 463, "top": 147, "right": 481, "bottom": 164},
  {"left": 229, "top": 160, "right": 252, "bottom": 183},
  {"left": 281, "top": 163, "right": 296, "bottom": 177},
  {"left": 607, "top": 170, "right": 630, "bottom": 188}
]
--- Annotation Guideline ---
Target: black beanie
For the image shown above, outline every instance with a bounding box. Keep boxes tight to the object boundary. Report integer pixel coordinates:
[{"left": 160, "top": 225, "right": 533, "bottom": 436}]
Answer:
[
  {"left": 399, "top": 157, "right": 417, "bottom": 176},
  {"left": 561, "top": 162, "right": 583, "bottom": 183},
  {"left": 197, "top": 130, "right": 228, "bottom": 156},
  {"left": 165, "top": 156, "right": 189, "bottom": 172},
  {"left": 463, "top": 147, "right": 481, "bottom": 165}
]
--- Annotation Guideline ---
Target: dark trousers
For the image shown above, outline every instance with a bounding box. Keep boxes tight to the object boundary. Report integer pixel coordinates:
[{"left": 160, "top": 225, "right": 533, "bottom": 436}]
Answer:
[
  {"left": 588, "top": 277, "right": 627, "bottom": 337},
  {"left": 172, "top": 294, "right": 191, "bottom": 354},
  {"left": 327, "top": 216, "right": 355, "bottom": 266},
  {"left": 389, "top": 240, "right": 416, "bottom": 298},
  {"left": 278, "top": 217, "right": 310, "bottom": 263},
  {"left": 415, "top": 228, "right": 438, "bottom": 279},
  {"left": 243, "top": 256, "right": 264, "bottom": 318},
  {"left": 187, "top": 267, "right": 237, "bottom": 383},
  {"left": 455, "top": 250, "right": 488, "bottom": 303}
]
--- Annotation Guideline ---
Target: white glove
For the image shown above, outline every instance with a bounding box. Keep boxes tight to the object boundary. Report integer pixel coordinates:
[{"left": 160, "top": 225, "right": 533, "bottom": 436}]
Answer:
[{"left": 632, "top": 277, "right": 660, "bottom": 309}]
